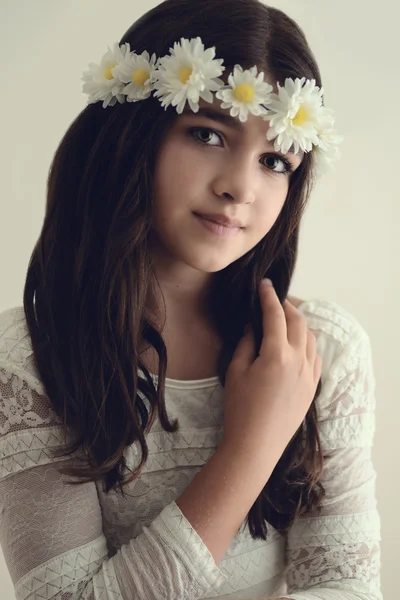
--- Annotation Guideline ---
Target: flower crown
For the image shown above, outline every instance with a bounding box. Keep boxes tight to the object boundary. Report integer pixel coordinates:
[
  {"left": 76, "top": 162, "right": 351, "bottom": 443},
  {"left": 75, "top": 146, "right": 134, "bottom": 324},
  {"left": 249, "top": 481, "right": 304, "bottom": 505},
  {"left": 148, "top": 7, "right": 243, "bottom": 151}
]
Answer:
[{"left": 82, "top": 37, "right": 344, "bottom": 178}]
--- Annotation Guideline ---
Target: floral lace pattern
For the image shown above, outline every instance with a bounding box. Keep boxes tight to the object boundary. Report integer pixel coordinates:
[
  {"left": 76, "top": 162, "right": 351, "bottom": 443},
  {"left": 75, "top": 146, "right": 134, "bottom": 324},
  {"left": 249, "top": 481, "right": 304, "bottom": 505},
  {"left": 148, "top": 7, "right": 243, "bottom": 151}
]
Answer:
[{"left": 0, "top": 301, "right": 382, "bottom": 599}]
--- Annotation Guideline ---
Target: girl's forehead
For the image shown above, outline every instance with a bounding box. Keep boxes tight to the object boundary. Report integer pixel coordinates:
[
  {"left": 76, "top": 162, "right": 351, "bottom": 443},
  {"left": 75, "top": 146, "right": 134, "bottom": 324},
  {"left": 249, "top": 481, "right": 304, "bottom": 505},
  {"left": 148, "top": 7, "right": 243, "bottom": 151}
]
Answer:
[{"left": 188, "top": 97, "right": 273, "bottom": 137}]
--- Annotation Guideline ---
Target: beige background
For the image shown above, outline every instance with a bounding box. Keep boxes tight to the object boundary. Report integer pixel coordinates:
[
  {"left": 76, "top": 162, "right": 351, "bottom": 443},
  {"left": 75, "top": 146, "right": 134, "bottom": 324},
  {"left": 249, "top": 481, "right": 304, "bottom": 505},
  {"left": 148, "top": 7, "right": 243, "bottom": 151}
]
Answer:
[{"left": 0, "top": 1, "right": 398, "bottom": 598}]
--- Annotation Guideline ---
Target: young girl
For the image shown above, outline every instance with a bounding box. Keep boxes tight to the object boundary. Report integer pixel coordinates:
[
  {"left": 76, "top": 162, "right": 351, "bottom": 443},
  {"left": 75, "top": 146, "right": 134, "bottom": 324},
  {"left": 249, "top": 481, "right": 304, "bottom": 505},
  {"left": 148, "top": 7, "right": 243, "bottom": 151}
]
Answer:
[{"left": 0, "top": 0, "right": 382, "bottom": 598}]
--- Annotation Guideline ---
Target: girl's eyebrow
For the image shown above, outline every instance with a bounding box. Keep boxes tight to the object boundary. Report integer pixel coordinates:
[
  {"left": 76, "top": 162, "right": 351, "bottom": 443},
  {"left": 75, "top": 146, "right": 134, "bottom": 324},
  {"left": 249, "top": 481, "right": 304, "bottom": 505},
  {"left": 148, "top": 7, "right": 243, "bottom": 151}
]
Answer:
[{"left": 182, "top": 106, "right": 304, "bottom": 159}]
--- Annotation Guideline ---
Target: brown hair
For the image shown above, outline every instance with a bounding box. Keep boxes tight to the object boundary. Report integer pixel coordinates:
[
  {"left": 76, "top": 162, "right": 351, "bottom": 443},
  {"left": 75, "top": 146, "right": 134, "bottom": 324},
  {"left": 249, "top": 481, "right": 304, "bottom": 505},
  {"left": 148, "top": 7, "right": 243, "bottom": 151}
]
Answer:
[{"left": 23, "top": 0, "right": 326, "bottom": 541}]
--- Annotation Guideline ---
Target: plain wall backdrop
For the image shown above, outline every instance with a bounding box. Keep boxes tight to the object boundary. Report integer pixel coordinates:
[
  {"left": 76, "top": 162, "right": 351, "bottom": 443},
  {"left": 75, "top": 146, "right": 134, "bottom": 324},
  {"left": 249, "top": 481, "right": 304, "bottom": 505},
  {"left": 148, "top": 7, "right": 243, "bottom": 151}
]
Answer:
[{"left": 0, "top": 1, "right": 398, "bottom": 598}]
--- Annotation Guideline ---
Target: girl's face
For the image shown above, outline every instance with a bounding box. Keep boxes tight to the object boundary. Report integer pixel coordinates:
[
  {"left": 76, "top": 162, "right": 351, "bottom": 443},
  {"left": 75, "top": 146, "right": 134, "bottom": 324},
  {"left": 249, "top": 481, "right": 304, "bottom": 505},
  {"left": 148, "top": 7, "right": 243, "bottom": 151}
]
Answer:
[{"left": 150, "top": 97, "right": 304, "bottom": 277}]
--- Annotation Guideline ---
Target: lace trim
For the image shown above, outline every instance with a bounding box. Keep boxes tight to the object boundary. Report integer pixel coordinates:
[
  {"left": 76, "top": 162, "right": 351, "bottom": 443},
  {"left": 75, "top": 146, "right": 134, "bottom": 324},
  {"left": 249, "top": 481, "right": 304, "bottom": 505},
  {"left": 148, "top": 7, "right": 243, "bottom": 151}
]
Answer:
[
  {"left": 91, "top": 559, "right": 123, "bottom": 600},
  {"left": 0, "top": 414, "right": 376, "bottom": 486},
  {"left": 0, "top": 425, "right": 76, "bottom": 480},
  {"left": 0, "top": 308, "right": 33, "bottom": 367},
  {"left": 287, "top": 510, "right": 381, "bottom": 549},
  {"left": 286, "top": 543, "right": 382, "bottom": 600},
  {"left": 0, "top": 409, "right": 377, "bottom": 486},
  {"left": 318, "top": 413, "right": 375, "bottom": 450},
  {"left": 152, "top": 501, "right": 228, "bottom": 592},
  {"left": 14, "top": 536, "right": 109, "bottom": 600},
  {"left": 284, "top": 580, "right": 382, "bottom": 600},
  {"left": 217, "top": 538, "right": 287, "bottom": 596}
]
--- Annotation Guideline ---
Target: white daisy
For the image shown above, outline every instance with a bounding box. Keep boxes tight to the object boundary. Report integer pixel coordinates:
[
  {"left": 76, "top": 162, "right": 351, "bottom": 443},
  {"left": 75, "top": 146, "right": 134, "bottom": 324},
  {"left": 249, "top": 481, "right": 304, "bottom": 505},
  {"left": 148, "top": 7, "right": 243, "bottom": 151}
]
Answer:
[
  {"left": 263, "top": 77, "right": 324, "bottom": 156},
  {"left": 312, "top": 109, "right": 344, "bottom": 177},
  {"left": 150, "top": 37, "right": 226, "bottom": 114},
  {"left": 82, "top": 42, "right": 130, "bottom": 108},
  {"left": 112, "top": 49, "right": 158, "bottom": 102},
  {"left": 215, "top": 65, "right": 274, "bottom": 122}
]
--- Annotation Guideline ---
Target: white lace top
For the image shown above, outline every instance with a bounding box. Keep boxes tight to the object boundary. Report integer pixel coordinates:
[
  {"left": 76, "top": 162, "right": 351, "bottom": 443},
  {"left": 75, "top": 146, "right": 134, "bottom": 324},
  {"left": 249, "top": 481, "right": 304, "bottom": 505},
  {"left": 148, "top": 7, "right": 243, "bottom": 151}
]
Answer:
[{"left": 0, "top": 300, "right": 382, "bottom": 600}]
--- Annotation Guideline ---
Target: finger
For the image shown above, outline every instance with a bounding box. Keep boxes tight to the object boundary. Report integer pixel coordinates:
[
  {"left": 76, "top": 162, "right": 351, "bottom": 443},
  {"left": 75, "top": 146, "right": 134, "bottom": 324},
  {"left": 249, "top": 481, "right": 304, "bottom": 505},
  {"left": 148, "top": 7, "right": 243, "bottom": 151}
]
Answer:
[
  {"left": 231, "top": 323, "right": 257, "bottom": 370},
  {"left": 283, "top": 299, "right": 308, "bottom": 350},
  {"left": 314, "top": 353, "right": 322, "bottom": 380},
  {"left": 259, "top": 280, "right": 287, "bottom": 345},
  {"left": 306, "top": 329, "right": 317, "bottom": 362}
]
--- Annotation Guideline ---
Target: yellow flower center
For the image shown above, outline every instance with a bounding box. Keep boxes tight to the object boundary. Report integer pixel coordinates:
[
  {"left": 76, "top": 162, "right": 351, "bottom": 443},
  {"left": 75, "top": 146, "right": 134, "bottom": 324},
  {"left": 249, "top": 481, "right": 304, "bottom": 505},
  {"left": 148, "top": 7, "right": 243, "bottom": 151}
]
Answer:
[
  {"left": 179, "top": 66, "right": 193, "bottom": 84},
  {"left": 233, "top": 83, "right": 255, "bottom": 104},
  {"left": 133, "top": 68, "right": 150, "bottom": 86},
  {"left": 104, "top": 65, "right": 116, "bottom": 80},
  {"left": 292, "top": 105, "right": 308, "bottom": 126}
]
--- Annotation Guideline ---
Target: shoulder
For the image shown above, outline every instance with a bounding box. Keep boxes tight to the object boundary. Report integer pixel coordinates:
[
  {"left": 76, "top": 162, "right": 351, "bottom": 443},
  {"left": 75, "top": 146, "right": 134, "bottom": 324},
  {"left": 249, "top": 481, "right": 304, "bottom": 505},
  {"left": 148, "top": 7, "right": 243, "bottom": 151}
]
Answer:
[
  {"left": 288, "top": 296, "right": 370, "bottom": 351},
  {"left": 0, "top": 305, "right": 32, "bottom": 366},
  {"left": 0, "top": 306, "right": 29, "bottom": 363},
  {"left": 289, "top": 296, "right": 373, "bottom": 398},
  {"left": 0, "top": 309, "right": 70, "bottom": 486},
  {"left": 0, "top": 306, "right": 63, "bottom": 442},
  {"left": 295, "top": 298, "right": 375, "bottom": 442},
  {"left": 0, "top": 305, "right": 42, "bottom": 387}
]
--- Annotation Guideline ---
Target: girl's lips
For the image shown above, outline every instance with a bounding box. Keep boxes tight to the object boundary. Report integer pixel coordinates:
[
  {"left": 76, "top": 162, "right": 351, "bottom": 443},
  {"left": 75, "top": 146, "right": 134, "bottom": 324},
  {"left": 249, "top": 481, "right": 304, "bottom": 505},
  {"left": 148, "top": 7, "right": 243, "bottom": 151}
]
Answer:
[
  {"left": 195, "top": 212, "right": 244, "bottom": 228},
  {"left": 194, "top": 214, "right": 242, "bottom": 238}
]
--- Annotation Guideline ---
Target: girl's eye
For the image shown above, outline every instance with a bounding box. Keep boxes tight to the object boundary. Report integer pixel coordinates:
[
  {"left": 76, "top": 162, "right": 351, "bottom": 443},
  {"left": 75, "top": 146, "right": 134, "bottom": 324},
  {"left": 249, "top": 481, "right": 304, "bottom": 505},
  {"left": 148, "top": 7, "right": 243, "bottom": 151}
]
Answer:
[{"left": 188, "top": 126, "right": 295, "bottom": 176}]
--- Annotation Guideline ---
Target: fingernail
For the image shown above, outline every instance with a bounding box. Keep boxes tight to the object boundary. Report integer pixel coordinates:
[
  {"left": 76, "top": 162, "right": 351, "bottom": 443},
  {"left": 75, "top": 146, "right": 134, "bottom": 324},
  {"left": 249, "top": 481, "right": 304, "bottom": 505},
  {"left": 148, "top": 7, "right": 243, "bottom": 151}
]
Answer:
[{"left": 261, "top": 278, "right": 273, "bottom": 287}]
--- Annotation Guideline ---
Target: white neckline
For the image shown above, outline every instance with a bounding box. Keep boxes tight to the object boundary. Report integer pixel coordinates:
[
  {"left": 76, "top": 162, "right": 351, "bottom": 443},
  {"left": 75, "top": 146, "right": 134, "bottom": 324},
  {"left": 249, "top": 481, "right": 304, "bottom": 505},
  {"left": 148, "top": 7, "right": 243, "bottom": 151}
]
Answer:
[{"left": 145, "top": 298, "right": 314, "bottom": 390}]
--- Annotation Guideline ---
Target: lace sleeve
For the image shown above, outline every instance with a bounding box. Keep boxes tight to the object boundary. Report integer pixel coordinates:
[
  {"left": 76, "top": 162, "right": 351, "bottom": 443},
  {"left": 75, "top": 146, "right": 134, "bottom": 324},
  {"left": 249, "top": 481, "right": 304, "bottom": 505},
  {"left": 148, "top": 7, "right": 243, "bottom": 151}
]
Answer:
[
  {"left": 282, "top": 325, "right": 382, "bottom": 600},
  {"left": 0, "top": 363, "right": 227, "bottom": 600}
]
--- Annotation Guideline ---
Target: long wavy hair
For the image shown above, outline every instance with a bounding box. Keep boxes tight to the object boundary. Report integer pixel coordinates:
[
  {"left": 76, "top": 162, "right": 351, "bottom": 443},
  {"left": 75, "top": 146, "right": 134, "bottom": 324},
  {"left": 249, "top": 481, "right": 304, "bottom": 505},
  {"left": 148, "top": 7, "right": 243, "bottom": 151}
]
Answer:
[{"left": 23, "top": 0, "right": 326, "bottom": 540}]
